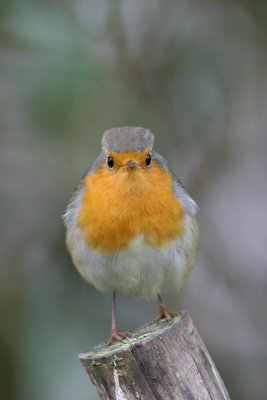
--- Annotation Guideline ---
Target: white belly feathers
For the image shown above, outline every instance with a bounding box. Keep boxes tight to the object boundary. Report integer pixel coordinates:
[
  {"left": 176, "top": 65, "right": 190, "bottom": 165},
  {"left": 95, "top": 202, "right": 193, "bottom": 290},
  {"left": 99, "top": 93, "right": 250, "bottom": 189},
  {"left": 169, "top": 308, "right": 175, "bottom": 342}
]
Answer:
[{"left": 66, "top": 213, "right": 199, "bottom": 299}]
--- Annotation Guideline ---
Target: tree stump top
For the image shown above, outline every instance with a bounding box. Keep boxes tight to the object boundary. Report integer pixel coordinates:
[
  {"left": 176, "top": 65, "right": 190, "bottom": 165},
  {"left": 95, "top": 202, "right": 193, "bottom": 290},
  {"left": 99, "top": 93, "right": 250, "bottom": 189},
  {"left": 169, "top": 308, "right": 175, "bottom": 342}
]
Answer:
[
  {"left": 80, "top": 313, "right": 183, "bottom": 365},
  {"left": 79, "top": 311, "right": 230, "bottom": 399}
]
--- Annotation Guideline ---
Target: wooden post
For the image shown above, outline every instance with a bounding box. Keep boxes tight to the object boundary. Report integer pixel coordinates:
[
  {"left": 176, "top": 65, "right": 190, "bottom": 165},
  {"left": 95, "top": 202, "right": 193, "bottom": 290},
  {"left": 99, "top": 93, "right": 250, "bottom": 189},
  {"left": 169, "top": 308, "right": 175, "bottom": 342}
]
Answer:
[{"left": 79, "top": 311, "right": 230, "bottom": 400}]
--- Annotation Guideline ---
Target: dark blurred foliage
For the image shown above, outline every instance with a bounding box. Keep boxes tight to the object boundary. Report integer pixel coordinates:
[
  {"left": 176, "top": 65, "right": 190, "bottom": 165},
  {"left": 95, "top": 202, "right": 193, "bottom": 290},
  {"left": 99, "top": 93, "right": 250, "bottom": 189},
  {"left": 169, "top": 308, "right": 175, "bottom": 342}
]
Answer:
[{"left": 0, "top": 1, "right": 267, "bottom": 399}]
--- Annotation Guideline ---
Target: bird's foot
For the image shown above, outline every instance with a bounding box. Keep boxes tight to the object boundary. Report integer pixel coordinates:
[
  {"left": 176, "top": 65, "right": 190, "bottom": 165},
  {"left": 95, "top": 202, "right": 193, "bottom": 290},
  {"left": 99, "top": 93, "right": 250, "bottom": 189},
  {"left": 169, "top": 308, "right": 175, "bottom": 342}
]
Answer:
[
  {"left": 107, "top": 328, "right": 132, "bottom": 345},
  {"left": 154, "top": 310, "right": 180, "bottom": 323},
  {"left": 155, "top": 301, "right": 180, "bottom": 323}
]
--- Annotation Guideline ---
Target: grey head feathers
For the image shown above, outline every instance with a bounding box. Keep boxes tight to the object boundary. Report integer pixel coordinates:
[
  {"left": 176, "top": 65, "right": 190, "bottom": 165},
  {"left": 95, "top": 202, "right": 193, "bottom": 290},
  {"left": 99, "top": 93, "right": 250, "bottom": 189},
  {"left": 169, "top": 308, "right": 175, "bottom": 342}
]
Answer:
[{"left": 102, "top": 126, "right": 154, "bottom": 152}]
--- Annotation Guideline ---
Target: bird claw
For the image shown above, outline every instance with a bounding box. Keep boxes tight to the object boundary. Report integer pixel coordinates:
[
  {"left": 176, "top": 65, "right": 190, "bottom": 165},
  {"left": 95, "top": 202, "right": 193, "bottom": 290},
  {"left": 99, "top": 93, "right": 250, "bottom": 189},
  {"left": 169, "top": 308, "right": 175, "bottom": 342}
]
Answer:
[
  {"left": 154, "top": 309, "right": 180, "bottom": 323},
  {"left": 107, "top": 329, "right": 132, "bottom": 345},
  {"left": 154, "top": 304, "right": 181, "bottom": 323},
  {"left": 155, "top": 294, "right": 180, "bottom": 323}
]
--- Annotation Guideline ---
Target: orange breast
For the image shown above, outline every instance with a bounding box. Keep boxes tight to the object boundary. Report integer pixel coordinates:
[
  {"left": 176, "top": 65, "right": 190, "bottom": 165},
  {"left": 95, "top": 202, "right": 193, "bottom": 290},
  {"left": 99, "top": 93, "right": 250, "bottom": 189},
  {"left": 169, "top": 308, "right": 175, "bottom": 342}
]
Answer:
[{"left": 78, "top": 155, "right": 184, "bottom": 254}]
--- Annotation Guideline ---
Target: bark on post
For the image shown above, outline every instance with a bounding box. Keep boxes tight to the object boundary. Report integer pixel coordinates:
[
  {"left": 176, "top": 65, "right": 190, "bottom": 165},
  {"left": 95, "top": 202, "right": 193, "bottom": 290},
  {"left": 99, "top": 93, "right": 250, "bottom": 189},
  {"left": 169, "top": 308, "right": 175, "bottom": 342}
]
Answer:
[{"left": 79, "top": 311, "right": 230, "bottom": 400}]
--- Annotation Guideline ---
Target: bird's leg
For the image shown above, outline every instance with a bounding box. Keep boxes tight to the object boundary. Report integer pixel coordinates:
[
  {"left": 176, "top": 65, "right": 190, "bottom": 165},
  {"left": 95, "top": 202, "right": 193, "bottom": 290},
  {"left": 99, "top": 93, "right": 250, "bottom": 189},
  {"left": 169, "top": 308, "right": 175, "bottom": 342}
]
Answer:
[
  {"left": 155, "top": 294, "right": 180, "bottom": 322},
  {"left": 107, "top": 292, "right": 131, "bottom": 345}
]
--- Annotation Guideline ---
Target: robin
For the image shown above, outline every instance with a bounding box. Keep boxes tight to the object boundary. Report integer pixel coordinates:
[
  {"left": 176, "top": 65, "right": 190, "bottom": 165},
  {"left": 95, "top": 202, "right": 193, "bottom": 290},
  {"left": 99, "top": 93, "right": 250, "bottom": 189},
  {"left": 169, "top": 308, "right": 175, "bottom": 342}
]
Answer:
[{"left": 64, "top": 126, "right": 199, "bottom": 344}]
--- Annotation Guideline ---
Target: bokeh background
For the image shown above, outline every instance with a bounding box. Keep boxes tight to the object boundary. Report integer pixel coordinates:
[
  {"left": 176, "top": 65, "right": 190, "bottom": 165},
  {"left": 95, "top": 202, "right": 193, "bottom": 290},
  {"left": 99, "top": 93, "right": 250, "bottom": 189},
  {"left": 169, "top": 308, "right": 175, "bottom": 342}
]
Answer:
[{"left": 1, "top": 0, "right": 267, "bottom": 399}]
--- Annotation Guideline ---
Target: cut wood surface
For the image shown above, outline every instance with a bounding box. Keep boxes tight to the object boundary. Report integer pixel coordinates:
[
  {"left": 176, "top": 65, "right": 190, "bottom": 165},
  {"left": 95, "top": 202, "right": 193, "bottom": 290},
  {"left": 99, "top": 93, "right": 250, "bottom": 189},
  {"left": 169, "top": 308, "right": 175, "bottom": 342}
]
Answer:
[{"left": 80, "top": 311, "right": 231, "bottom": 400}]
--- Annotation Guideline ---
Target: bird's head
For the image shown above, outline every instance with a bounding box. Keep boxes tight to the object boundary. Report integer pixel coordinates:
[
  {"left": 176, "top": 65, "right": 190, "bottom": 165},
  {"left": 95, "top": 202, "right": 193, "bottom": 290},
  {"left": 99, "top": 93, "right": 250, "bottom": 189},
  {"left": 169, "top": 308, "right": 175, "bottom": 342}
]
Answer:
[{"left": 101, "top": 126, "right": 154, "bottom": 178}]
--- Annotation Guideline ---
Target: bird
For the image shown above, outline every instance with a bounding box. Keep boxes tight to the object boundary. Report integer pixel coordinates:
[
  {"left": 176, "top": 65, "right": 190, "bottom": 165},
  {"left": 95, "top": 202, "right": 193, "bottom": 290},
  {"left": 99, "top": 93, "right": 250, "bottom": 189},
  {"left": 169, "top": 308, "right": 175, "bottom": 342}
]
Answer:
[{"left": 64, "top": 126, "right": 199, "bottom": 344}]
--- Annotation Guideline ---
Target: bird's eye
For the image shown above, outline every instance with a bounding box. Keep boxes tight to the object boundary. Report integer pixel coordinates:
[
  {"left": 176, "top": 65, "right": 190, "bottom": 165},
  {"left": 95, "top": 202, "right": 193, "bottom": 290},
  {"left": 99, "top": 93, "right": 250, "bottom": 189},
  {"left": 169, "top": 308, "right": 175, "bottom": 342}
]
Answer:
[
  {"left": 146, "top": 153, "right": 152, "bottom": 166},
  {"left": 107, "top": 156, "right": 114, "bottom": 168}
]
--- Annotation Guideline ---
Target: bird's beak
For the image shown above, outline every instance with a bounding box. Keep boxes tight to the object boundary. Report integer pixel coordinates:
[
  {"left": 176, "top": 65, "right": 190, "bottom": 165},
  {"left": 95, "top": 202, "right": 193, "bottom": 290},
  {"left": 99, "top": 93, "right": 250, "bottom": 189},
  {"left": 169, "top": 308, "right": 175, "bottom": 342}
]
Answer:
[
  {"left": 126, "top": 160, "right": 136, "bottom": 169},
  {"left": 120, "top": 160, "right": 142, "bottom": 170}
]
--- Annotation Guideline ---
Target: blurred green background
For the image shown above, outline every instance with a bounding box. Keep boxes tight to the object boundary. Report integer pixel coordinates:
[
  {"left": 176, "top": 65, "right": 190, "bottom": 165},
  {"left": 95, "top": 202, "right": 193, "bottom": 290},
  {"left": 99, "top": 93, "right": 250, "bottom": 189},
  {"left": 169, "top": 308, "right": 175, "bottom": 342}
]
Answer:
[{"left": 1, "top": 0, "right": 267, "bottom": 399}]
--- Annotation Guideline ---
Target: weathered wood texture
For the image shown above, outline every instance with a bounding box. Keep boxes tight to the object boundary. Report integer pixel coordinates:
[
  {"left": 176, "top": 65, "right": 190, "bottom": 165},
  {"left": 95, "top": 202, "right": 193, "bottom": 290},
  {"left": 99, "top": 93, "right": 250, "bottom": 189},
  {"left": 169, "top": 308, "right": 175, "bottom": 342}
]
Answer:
[{"left": 80, "top": 311, "right": 230, "bottom": 400}]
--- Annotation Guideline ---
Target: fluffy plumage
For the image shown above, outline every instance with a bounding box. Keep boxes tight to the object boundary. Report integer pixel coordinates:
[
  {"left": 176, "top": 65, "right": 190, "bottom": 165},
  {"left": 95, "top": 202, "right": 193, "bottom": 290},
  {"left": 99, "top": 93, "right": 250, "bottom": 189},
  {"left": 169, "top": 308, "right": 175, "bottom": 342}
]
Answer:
[{"left": 64, "top": 127, "right": 199, "bottom": 300}]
